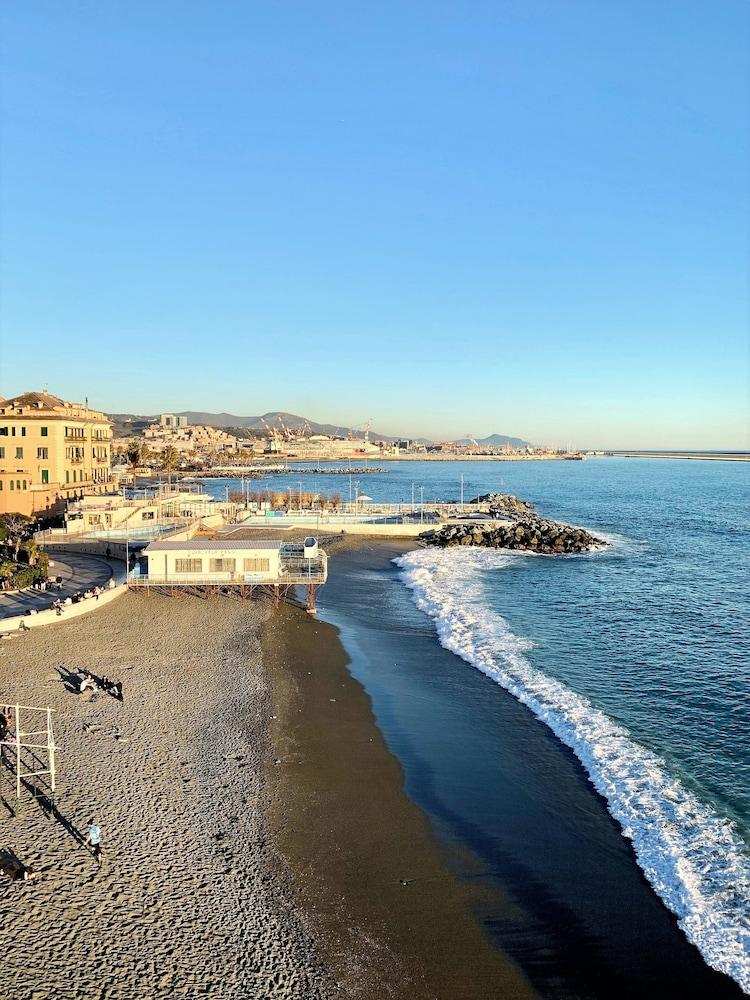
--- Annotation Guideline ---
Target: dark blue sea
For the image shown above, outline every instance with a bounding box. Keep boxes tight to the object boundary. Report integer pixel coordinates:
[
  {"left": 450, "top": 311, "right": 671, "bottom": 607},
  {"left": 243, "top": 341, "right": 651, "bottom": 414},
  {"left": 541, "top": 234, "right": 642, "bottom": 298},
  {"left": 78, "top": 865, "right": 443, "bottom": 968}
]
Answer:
[{"left": 206, "top": 458, "right": 750, "bottom": 995}]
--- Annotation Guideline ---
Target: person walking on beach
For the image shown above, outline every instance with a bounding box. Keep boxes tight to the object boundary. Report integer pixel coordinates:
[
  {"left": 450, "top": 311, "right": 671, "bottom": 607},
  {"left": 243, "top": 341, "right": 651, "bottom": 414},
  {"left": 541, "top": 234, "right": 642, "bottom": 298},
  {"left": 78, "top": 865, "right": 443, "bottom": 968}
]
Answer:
[{"left": 84, "top": 822, "right": 104, "bottom": 867}]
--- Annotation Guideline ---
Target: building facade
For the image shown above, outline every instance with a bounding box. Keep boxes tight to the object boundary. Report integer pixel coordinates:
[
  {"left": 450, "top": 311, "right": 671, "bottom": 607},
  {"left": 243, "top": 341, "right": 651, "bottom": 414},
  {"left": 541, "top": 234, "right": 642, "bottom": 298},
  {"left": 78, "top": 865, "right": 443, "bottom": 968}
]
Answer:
[{"left": 0, "top": 391, "right": 114, "bottom": 517}]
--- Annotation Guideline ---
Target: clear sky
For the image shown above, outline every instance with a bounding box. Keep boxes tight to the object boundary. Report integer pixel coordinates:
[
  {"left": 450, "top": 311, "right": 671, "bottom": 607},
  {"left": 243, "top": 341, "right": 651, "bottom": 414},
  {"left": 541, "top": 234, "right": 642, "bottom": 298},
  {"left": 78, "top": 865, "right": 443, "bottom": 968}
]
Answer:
[{"left": 0, "top": 2, "right": 748, "bottom": 448}]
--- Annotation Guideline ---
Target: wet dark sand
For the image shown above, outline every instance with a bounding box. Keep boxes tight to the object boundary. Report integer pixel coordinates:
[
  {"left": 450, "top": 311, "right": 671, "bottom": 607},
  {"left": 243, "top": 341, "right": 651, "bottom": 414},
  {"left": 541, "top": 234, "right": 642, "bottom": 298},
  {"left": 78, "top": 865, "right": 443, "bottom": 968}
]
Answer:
[{"left": 262, "top": 602, "right": 535, "bottom": 1000}]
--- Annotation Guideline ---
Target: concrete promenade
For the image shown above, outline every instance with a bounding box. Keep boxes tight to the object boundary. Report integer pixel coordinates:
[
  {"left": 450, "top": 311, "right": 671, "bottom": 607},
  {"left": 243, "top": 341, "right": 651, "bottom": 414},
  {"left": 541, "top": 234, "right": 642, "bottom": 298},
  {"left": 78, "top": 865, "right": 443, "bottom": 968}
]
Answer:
[{"left": 0, "top": 552, "right": 124, "bottom": 620}]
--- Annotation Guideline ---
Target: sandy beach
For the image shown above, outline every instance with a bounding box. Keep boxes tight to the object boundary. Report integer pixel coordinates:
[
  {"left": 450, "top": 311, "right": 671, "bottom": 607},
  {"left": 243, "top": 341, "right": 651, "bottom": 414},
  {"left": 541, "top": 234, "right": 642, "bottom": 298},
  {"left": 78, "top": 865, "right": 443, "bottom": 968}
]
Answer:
[
  {"left": 0, "top": 550, "right": 532, "bottom": 1000},
  {"left": 0, "top": 591, "right": 331, "bottom": 999}
]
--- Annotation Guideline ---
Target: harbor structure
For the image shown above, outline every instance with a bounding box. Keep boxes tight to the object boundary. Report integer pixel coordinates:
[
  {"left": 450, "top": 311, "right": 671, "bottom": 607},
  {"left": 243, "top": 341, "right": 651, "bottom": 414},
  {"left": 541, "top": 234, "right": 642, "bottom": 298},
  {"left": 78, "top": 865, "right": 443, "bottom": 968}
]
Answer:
[
  {"left": 130, "top": 537, "right": 327, "bottom": 611},
  {"left": 0, "top": 391, "right": 114, "bottom": 517}
]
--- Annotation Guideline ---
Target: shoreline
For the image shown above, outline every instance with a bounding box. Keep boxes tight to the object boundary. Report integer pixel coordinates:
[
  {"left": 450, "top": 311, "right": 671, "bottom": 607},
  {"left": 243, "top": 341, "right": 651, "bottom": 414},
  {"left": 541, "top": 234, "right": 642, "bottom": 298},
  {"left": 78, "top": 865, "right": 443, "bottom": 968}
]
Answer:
[
  {"left": 309, "top": 539, "right": 747, "bottom": 998},
  {"left": 261, "top": 592, "right": 535, "bottom": 1000}
]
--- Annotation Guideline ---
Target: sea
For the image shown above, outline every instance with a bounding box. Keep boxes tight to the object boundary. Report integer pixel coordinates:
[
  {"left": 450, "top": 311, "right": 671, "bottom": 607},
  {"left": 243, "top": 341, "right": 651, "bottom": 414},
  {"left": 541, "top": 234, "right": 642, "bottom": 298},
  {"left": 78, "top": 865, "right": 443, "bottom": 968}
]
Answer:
[{"left": 204, "top": 458, "right": 749, "bottom": 997}]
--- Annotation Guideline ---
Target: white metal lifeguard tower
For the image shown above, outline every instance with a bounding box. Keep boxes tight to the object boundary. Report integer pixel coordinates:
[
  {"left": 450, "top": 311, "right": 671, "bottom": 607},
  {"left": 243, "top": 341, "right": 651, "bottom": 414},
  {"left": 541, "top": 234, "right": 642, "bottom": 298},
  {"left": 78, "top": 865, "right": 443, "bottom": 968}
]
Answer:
[{"left": 0, "top": 704, "right": 57, "bottom": 813}]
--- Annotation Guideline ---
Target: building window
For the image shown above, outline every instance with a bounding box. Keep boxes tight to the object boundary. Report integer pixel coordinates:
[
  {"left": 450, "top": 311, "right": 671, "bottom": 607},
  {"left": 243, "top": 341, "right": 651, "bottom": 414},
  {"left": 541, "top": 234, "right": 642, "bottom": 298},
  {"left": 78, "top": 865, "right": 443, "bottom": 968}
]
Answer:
[
  {"left": 21, "top": 427, "right": 26, "bottom": 437},
  {"left": 37, "top": 447, "right": 48, "bottom": 460},
  {"left": 175, "top": 559, "right": 202, "bottom": 574},
  {"left": 15, "top": 447, "right": 23, "bottom": 459},
  {"left": 41, "top": 469, "right": 49, "bottom": 484},
  {"left": 210, "top": 558, "right": 236, "bottom": 573},
  {"left": 11, "top": 427, "right": 16, "bottom": 436},
  {"left": 66, "top": 470, "right": 70, "bottom": 483},
  {"left": 41, "top": 426, "right": 48, "bottom": 437},
  {"left": 243, "top": 558, "right": 270, "bottom": 573},
  {"left": 0, "top": 447, "right": 4, "bottom": 458},
  {"left": 16, "top": 480, "right": 21, "bottom": 490},
  {"left": 22, "top": 480, "right": 27, "bottom": 490},
  {"left": 0, "top": 481, "right": 2, "bottom": 490},
  {"left": 0, "top": 427, "right": 7, "bottom": 436},
  {"left": 9, "top": 480, "right": 13, "bottom": 490}
]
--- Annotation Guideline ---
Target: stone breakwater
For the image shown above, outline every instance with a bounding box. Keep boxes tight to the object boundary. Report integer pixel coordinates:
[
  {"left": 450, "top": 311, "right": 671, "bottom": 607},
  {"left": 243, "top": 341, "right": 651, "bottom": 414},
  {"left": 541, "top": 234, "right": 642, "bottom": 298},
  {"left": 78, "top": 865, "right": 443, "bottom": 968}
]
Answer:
[
  {"left": 421, "top": 515, "right": 607, "bottom": 555},
  {"left": 469, "top": 493, "right": 536, "bottom": 518}
]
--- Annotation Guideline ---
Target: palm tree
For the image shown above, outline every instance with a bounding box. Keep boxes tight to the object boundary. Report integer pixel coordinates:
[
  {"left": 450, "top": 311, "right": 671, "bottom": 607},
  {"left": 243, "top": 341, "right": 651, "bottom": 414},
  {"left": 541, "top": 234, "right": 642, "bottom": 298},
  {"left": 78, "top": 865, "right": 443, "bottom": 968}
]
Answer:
[
  {"left": 126, "top": 441, "right": 142, "bottom": 475},
  {"left": 161, "top": 445, "right": 179, "bottom": 486}
]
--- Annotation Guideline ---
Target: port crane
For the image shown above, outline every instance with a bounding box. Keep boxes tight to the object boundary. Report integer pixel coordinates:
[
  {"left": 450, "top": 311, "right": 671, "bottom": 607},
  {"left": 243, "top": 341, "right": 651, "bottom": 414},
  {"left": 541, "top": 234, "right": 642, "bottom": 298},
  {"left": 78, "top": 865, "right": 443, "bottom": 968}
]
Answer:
[{"left": 349, "top": 418, "right": 373, "bottom": 445}]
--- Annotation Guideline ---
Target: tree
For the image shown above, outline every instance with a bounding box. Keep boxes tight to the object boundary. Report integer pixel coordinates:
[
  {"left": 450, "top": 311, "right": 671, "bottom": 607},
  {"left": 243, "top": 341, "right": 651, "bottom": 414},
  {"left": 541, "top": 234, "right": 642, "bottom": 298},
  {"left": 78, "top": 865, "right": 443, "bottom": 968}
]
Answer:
[
  {"left": 161, "top": 445, "right": 179, "bottom": 485},
  {"left": 126, "top": 441, "right": 142, "bottom": 473},
  {"left": 0, "top": 513, "right": 33, "bottom": 562},
  {"left": 127, "top": 440, "right": 152, "bottom": 475}
]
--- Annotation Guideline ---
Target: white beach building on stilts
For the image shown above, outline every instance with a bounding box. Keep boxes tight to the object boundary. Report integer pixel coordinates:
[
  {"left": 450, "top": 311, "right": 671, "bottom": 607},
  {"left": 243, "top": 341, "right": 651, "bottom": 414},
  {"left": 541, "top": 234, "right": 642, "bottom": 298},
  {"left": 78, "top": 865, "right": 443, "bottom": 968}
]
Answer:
[{"left": 129, "top": 537, "right": 328, "bottom": 612}]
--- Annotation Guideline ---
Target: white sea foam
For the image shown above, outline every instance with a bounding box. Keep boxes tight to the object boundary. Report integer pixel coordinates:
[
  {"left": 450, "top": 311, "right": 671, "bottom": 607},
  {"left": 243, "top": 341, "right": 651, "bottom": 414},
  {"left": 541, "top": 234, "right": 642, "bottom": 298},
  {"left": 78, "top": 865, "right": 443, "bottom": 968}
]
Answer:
[{"left": 395, "top": 547, "right": 750, "bottom": 993}]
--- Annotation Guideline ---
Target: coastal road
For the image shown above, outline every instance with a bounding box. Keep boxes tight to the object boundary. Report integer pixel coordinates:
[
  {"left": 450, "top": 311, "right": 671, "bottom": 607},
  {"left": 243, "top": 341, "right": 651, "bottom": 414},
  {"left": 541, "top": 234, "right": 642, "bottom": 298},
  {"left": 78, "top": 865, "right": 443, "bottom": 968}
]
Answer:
[{"left": 0, "top": 552, "right": 124, "bottom": 619}]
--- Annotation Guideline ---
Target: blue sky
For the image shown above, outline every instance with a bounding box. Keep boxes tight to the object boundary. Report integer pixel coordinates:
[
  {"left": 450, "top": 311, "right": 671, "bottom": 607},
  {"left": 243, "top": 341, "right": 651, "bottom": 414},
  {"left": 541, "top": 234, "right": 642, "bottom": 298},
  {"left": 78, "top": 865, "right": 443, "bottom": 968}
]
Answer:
[{"left": 0, "top": 1, "right": 748, "bottom": 448}]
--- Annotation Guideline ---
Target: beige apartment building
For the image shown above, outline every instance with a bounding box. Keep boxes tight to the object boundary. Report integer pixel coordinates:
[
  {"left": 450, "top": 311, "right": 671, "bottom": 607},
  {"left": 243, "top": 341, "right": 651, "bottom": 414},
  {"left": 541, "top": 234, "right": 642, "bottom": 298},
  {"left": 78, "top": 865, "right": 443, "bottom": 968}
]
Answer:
[{"left": 0, "top": 391, "right": 114, "bottom": 518}]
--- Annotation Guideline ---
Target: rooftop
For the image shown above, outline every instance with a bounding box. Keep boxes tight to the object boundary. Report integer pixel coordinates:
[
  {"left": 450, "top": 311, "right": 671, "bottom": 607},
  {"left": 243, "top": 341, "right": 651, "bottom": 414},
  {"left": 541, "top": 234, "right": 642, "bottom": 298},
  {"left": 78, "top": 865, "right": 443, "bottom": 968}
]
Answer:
[
  {"left": 145, "top": 539, "right": 283, "bottom": 552},
  {"left": 0, "top": 390, "right": 109, "bottom": 421}
]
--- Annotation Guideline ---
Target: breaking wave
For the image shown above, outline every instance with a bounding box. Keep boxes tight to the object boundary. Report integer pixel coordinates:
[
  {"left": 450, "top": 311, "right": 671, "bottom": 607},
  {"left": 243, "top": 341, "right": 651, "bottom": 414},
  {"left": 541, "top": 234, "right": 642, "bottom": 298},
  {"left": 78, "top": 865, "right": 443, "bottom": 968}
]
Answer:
[{"left": 395, "top": 546, "right": 750, "bottom": 993}]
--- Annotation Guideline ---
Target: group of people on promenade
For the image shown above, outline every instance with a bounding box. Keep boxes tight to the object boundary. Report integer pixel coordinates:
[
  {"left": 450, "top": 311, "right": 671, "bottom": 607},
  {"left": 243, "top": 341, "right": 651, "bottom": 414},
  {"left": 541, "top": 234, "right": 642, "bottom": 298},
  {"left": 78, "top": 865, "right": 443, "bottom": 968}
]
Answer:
[{"left": 42, "top": 580, "right": 116, "bottom": 617}]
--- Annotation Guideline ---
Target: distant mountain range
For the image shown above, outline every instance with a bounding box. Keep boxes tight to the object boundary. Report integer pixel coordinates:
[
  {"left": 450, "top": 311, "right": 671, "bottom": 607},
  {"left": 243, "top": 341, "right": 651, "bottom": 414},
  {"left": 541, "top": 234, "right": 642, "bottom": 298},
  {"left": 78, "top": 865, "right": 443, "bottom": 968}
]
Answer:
[
  {"left": 109, "top": 410, "right": 397, "bottom": 441},
  {"left": 179, "top": 410, "right": 397, "bottom": 440},
  {"left": 108, "top": 410, "right": 530, "bottom": 447},
  {"left": 454, "top": 433, "right": 530, "bottom": 448}
]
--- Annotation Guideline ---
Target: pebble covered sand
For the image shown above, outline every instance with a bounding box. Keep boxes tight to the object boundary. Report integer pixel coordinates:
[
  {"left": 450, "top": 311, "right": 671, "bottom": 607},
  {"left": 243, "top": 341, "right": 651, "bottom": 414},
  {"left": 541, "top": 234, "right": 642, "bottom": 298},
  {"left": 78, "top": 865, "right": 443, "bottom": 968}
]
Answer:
[{"left": 0, "top": 591, "right": 332, "bottom": 1000}]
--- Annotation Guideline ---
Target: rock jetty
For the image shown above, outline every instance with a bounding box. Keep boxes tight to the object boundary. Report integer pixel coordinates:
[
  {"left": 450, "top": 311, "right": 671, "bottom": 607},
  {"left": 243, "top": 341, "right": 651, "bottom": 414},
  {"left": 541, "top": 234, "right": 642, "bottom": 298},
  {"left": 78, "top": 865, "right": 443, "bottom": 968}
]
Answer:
[
  {"left": 421, "top": 511, "right": 607, "bottom": 555},
  {"left": 469, "top": 493, "right": 535, "bottom": 518}
]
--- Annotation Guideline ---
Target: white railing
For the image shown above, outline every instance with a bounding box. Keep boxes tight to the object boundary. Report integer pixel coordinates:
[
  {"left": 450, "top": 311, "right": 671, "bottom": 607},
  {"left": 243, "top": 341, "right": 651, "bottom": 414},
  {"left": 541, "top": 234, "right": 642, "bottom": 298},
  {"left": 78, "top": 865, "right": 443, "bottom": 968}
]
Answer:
[{"left": 129, "top": 568, "right": 327, "bottom": 587}]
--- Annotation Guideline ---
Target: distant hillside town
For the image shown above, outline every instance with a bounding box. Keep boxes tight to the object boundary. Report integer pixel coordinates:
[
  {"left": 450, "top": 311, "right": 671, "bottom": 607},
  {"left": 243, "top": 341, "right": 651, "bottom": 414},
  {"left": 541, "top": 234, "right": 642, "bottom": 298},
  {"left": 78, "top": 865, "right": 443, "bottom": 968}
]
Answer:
[
  {"left": 111, "top": 409, "right": 541, "bottom": 466},
  {"left": 0, "top": 389, "right": 591, "bottom": 521}
]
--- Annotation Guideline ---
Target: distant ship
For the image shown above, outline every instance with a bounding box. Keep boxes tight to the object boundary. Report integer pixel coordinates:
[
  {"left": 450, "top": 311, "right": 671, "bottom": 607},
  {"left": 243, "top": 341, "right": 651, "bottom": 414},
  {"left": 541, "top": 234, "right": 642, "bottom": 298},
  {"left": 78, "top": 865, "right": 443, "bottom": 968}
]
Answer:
[{"left": 563, "top": 453, "right": 585, "bottom": 460}]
